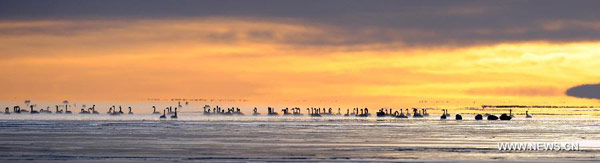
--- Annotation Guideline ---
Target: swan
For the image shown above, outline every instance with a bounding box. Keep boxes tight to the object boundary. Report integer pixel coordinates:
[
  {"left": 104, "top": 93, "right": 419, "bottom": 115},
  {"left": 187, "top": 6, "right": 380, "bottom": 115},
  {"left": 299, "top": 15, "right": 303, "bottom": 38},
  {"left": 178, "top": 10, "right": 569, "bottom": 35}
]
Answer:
[
  {"left": 107, "top": 106, "right": 113, "bottom": 114},
  {"left": 292, "top": 107, "right": 302, "bottom": 116},
  {"left": 235, "top": 107, "right": 244, "bottom": 116},
  {"left": 499, "top": 110, "right": 512, "bottom": 120},
  {"left": 202, "top": 105, "right": 210, "bottom": 115},
  {"left": 40, "top": 106, "right": 51, "bottom": 114},
  {"left": 12, "top": 106, "right": 19, "bottom": 114},
  {"left": 455, "top": 114, "right": 463, "bottom": 120},
  {"left": 282, "top": 108, "right": 290, "bottom": 115},
  {"left": 499, "top": 109, "right": 512, "bottom": 120},
  {"left": 475, "top": 114, "right": 483, "bottom": 120},
  {"left": 118, "top": 106, "right": 124, "bottom": 114},
  {"left": 310, "top": 108, "right": 321, "bottom": 117},
  {"left": 30, "top": 105, "right": 39, "bottom": 114},
  {"left": 440, "top": 109, "right": 447, "bottom": 120},
  {"left": 80, "top": 108, "right": 90, "bottom": 114},
  {"left": 526, "top": 111, "right": 532, "bottom": 118},
  {"left": 268, "top": 107, "right": 278, "bottom": 116},
  {"left": 64, "top": 105, "right": 72, "bottom": 114},
  {"left": 55, "top": 105, "right": 63, "bottom": 114},
  {"left": 252, "top": 107, "right": 260, "bottom": 116},
  {"left": 396, "top": 109, "right": 408, "bottom": 118},
  {"left": 4, "top": 107, "right": 10, "bottom": 114},
  {"left": 499, "top": 114, "right": 511, "bottom": 120},
  {"left": 152, "top": 106, "right": 161, "bottom": 114},
  {"left": 170, "top": 107, "right": 178, "bottom": 119},
  {"left": 128, "top": 107, "right": 133, "bottom": 114},
  {"left": 44, "top": 106, "right": 52, "bottom": 114},
  {"left": 376, "top": 109, "right": 386, "bottom": 117},
  {"left": 159, "top": 109, "right": 167, "bottom": 119},
  {"left": 110, "top": 106, "right": 120, "bottom": 116},
  {"left": 357, "top": 108, "right": 369, "bottom": 117},
  {"left": 487, "top": 114, "right": 499, "bottom": 120},
  {"left": 91, "top": 105, "right": 99, "bottom": 114},
  {"left": 412, "top": 108, "right": 423, "bottom": 118},
  {"left": 14, "top": 106, "right": 26, "bottom": 113}
]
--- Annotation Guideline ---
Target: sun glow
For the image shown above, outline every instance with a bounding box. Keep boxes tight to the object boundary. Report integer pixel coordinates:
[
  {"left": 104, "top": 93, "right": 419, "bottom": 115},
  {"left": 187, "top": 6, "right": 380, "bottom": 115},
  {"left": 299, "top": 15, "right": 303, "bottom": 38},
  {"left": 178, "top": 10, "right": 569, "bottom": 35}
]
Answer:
[{"left": 1, "top": 18, "right": 600, "bottom": 107}]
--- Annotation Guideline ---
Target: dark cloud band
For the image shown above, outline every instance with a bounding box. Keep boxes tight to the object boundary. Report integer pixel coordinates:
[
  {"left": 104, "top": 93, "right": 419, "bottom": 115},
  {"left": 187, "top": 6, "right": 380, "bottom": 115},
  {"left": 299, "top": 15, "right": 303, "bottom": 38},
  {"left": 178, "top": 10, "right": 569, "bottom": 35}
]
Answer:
[{"left": 2, "top": 0, "right": 600, "bottom": 47}]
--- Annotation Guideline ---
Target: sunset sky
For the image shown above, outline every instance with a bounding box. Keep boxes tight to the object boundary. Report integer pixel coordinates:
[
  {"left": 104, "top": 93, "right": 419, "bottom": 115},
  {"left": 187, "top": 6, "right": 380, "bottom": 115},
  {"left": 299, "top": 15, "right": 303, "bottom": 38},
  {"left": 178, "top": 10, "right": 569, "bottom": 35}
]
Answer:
[{"left": 2, "top": 0, "right": 600, "bottom": 107}]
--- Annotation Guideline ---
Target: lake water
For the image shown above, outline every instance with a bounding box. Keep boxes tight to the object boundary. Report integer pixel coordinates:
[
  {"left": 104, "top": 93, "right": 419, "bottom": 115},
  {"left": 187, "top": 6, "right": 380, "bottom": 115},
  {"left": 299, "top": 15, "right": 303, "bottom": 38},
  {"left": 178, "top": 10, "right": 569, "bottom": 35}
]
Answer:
[{"left": 1, "top": 114, "right": 599, "bottom": 162}]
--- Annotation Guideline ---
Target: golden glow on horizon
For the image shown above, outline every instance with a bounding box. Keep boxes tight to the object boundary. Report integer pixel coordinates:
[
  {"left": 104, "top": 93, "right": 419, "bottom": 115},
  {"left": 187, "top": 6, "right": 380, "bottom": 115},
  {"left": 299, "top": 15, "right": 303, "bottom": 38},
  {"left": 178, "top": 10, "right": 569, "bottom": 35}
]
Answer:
[{"left": 1, "top": 18, "right": 600, "bottom": 107}]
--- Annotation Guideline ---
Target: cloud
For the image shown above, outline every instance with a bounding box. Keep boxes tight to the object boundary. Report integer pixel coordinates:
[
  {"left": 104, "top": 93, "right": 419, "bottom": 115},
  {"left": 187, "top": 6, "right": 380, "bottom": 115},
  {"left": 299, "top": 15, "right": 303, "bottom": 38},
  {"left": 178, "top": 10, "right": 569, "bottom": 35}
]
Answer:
[
  {"left": 3, "top": 1, "right": 600, "bottom": 47},
  {"left": 566, "top": 83, "right": 600, "bottom": 100}
]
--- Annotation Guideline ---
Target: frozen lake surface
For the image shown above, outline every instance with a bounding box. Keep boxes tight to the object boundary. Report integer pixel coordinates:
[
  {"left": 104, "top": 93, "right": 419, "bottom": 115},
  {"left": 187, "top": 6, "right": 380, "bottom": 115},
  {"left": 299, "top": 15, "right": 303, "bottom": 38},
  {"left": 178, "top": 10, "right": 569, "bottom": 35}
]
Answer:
[{"left": 1, "top": 114, "right": 599, "bottom": 162}]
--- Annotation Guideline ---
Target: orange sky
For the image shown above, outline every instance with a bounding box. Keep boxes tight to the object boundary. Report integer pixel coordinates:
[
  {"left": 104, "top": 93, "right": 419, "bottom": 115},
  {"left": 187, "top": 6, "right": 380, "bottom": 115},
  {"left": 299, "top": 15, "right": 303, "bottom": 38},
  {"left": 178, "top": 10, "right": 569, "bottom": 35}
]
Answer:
[{"left": 1, "top": 18, "right": 600, "bottom": 107}]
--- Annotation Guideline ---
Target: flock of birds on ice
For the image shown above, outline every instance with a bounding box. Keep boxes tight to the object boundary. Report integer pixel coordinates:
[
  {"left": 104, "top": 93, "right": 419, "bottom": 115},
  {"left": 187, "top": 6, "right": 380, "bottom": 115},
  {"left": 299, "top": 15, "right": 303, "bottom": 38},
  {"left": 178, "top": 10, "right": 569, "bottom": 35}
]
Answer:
[{"left": 3, "top": 100, "right": 534, "bottom": 121}]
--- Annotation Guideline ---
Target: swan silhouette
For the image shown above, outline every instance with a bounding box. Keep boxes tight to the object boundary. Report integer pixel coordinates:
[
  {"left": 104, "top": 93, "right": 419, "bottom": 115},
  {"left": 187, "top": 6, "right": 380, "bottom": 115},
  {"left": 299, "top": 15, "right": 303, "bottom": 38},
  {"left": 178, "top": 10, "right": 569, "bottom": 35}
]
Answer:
[
  {"left": 12, "top": 106, "right": 19, "bottom": 114},
  {"left": 110, "top": 106, "right": 120, "bottom": 116},
  {"left": 499, "top": 109, "right": 512, "bottom": 120},
  {"left": 80, "top": 108, "right": 90, "bottom": 114},
  {"left": 30, "top": 105, "right": 39, "bottom": 114},
  {"left": 526, "top": 110, "right": 532, "bottom": 118},
  {"left": 310, "top": 108, "right": 322, "bottom": 117},
  {"left": 422, "top": 108, "right": 429, "bottom": 117},
  {"left": 475, "top": 114, "right": 483, "bottom": 120},
  {"left": 487, "top": 114, "right": 498, "bottom": 120},
  {"left": 376, "top": 109, "right": 386, "bottom": 117},
  {"left": 253, "top": 107, "right": 260, "bottom": 116},
  {"left": 235, "top": 107, "right": 244, "bottom": 116},
  {"left": 159, "top": 109, "right": 167, "bottom": 119},
  {"left": 202, "top": 105, "right": 210, "bottom": 115},
  {"left": 440, "top": 109, "right": 447, "bottom": 120},
  {"left": 128, "top": 107, "right": 133, "bottom": 114},
  {"left": 396, "top": 109, "right": 408, "bottom": 118},
  {"left": 170, "top": 107, "right": 178, "bottom": 119},
  {"left": 282, "top": 108, "right": 291, "bottom": 115},
  {"left": 91, "top": 105, "right": 98, "bottom": 114},
  {"left": 64, "top": 105, "right": 72, "bottom": 114},
  {"left": 267, "top": 107, "right": 278, "bottom": 116},
  {"left": 499, "top": 114, "right": 511, "bottom": 120},
  {"left": 14, "top": 106, "right": 27, "bottom": 113},
  {"left": 412, "top": 108, "right": 423, "bottom": 118},
  {"left": 455, "top": 114, "right": 463, "bottom": 120},
  {"left": 55, "top": 105, "right": 63, "bottom": 114},
  {"left": 40, "top": 106, "right": 52, "bottom": 114},
  {"left": 152, "top": 106, "right": 161, "bottom": 114}
]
